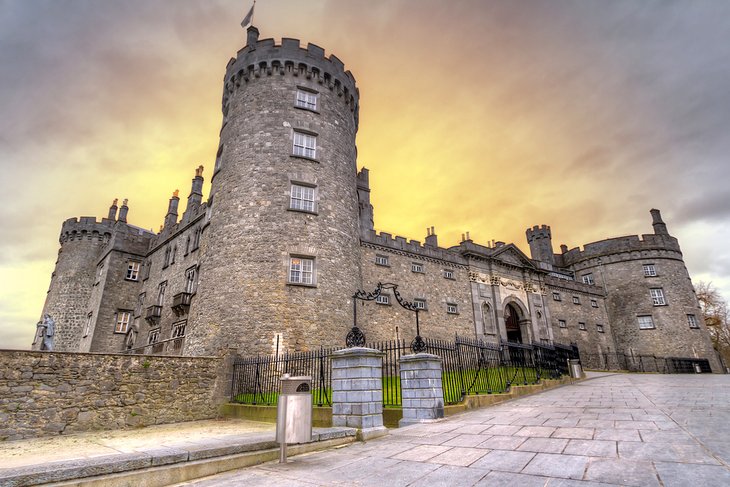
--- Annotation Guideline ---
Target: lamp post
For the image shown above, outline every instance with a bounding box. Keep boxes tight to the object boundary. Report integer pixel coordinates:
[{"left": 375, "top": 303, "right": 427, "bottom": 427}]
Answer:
[{"left": 348, "top": 282, "right": 427, "bottom": 353}]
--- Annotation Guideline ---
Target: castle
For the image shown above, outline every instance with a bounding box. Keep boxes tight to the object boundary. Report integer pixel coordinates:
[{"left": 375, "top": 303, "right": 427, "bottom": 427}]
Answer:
[{"left": 33, "top": 27, "right": 720, "bottom": 372}]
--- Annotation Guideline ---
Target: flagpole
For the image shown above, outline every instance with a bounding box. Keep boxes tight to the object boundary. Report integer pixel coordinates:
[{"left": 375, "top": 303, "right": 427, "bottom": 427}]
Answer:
[{"left": 252, "top": 0, "right": 256, "bottom": 26}]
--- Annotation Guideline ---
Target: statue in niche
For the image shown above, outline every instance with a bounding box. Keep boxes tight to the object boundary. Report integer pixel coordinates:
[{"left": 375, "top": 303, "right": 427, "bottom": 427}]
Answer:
[{"left": 36, "top": 314, "right": 55, "bottom": 351}]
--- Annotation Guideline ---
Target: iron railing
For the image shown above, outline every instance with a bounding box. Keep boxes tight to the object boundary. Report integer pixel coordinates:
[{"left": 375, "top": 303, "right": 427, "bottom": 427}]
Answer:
[
  {"left": 579, "top": 352, "right": 712, "bottom": 373},
  {"left": 230, "top": 337, "right": 580, "bottom": 406}
]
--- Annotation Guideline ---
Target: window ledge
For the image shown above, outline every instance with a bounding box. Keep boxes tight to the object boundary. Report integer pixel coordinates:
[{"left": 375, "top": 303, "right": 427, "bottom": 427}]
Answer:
[
  {"left": 293, "top": 105, "right": 320, "bottom": 114},
  {"left": 653, "top": 304, "right": 668, "bottom": 307},
  {"left": 124, "top": 278, "right": 139, "bottom": 282},
  {"left": 287, "top": 207, "right": 318, "bottom": 216},
  {"left": 287, "top": 282, "right": 317, "bottom": 289},
  {"left": 290, "top": 154, "right": 319, "bottom": 163},
  {"left": 375, "top": 263, "right": 391, "bottom": 267}
]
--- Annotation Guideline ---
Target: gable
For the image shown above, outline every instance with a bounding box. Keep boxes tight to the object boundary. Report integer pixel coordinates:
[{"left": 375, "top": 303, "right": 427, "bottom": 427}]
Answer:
[{"left": 492, "top": 245, "right": 536, "bottom": 269}]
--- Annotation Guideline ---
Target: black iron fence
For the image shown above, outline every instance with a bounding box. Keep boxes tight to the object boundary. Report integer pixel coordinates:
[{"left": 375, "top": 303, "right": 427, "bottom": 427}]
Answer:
[
  {"left": 230, "top": 337, "right": 580, "bottom": 407},
  {"left": 580, "top": 352, "right": 712, "bottom": 374}
]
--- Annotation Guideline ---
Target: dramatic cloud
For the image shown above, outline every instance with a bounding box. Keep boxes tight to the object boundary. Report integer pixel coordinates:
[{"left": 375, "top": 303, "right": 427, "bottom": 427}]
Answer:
[{"left": 2, "top": 0, "right": 730, "bottom": 349}]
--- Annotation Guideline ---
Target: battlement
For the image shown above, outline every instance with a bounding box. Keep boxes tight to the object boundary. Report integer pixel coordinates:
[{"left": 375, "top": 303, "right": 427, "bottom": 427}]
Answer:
[
  {"left": 526, "top": 224, "right": 551, "bottom": 242},
  {"left": 60, "top": 217, "right": 115, "bottom": 244},
  {"left": 559, "top": 233, "right": 682, "bottom": 266},
  {"left": 362, "top": 230, "right": 466, "bottom": 266},
  {"left": 223, "top": 28, "right": 359, "bottom": 125}
]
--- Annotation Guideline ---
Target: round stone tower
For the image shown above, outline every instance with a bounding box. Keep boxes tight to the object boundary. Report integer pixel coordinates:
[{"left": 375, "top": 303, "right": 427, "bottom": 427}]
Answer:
[
  {"left": 186, "top": 27, "right": 362, "bottom": 356},
  {"left": 34, "top": 206, "right": 116, "bottom": 351}
]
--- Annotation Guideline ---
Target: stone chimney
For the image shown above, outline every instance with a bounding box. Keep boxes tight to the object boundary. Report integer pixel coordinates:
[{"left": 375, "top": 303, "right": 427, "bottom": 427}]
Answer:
[
  {"left": 650, "top": 208, "right": 668, "bottom": 235},
  {"left": 107, "top": 199, "right": 118, "bottom": 221},
  {"left": 164, "top": 190, "right": 180, "bottom": 229},
  {"left": 118, "top": 199, "right": 129, "bottom": 223},
  {"left": 425, "top": 226, "right": 438, "bottom": 247},
  {"left": 186, "top": 166, "right": 204, "bottom": 215}
]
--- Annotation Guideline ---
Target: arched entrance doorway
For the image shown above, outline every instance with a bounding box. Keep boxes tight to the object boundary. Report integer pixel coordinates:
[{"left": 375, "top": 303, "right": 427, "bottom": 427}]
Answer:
[{"left": 504, "top": 303, "right": 523, "bottom": 343}]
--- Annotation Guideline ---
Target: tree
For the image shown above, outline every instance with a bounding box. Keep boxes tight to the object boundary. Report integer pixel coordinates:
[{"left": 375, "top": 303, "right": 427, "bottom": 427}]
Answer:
[{"left": 696, "top": 281, "right": 730, "bottom": 369}]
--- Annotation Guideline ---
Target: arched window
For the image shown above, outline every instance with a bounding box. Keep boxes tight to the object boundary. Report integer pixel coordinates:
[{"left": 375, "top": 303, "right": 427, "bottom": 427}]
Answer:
[{"left": 482, "top": 302, "right": 495, "bottom": 334}]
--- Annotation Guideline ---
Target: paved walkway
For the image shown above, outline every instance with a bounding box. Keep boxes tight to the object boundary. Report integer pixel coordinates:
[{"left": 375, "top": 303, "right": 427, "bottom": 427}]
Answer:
[{"left": 174, "top": 373, "right": 730, "bottom": 487}]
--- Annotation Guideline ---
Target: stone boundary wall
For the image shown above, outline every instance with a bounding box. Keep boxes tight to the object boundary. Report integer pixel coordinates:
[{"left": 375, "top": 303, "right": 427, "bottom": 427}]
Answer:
[{"left": 0, "top": 350, "right": 231, "bottom": 441}]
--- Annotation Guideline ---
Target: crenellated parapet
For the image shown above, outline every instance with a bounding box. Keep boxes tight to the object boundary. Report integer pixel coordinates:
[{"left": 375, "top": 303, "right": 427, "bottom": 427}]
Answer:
[
  {"left": 59, "top": 217, "right": 115, "bottom": 245},
  {"left": 222, "top": 28, "right": 359, "bottom": 128},
  {"left": 558, "top": 233, "right": 682, "bottom": 268},
  {"left": 362, "top": 230, "right": 467, "bottom": 267}
]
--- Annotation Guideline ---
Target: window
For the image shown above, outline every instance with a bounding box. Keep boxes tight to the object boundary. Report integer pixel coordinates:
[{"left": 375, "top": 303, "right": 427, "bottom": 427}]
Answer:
[
  {"left": 413, "top": 298, "right": 427, "bottom": 310},
  {"left": 443, "top": 269, "right": 455, "bottom": 280},
  {"left": 411, "top": 262, "right": 424, "bottom": 273},
  {"left": 572, "top": 296, "right": 581, "bottom": 305},
  {"left": 295, "top": 89, "right": 318, "bottom": 111},
  {"left": 591, "top": 299, "right": 598, "bottom": 308},
  {"left": 290, "top": 184, "right": 316, "bottom": 213},
  {"left": 597, "top": 324, "right": 604, "bottom": 333},
  {"left": 687, "top": 314, "right": 699, "bottom": 329},
  {"left": 638, "top": 315, "right": 655, "bottom": 329},
  {"left": 163, "top": 246, "right": 171, "bottom": 268},
  {"left": 115, "top": 311, "right": 131, "bottom": 333},
  {"left": 582, "top": 273, "right": 594, "bottom": 285},
  {"left": 148, "top": 328, "right": 160, "bottom": 344},
  {"left": 650, "top": 288, "right": 666, "bottom": 306},
  {"left": 185, "top": 266, "right": 198, "bottom": 294},
  {"left": 126, "top": 261, "right": 140, "bottom": 281},
  {"left": 446, "top": 303, "right": 458, "bottom": 314},
  {"left": 172, "top": 321, "right": 186, "bottom": 338},
  {"left": 157, "top": 281, "right": 167, "bottom": 306},
  {"left": 552, "top": 292, "right": 561, "bottom": 301},
  {"left": 185, "top": 235, "right": 191, "bottom": 255},
  {"left": 293, "top": 131, "right": 316, "bottom": 159},
  {"left": 643, "top": 264, "right": 657, "bottom": 277},
  {"left": 289, "top": 257, "right": 314, "bottom": 285},
  {"left": 578, "top": 322, "right": 586, "bottom": 331},
  {"left": 135, "top": 293, "right": 146, "bottom": 317},
  {"left": 214, "top": 144, "right": 224, "bottom": 172},
  {"left": 375, "top": 294, "right": 390, "bottom": 305},
  {"left": 558, "top": 319, "right": 567, "bottom": 328},
  {"left": 170, "top": 245, "right": 177, "bottom": 265},
  {"left": 375, "top": 255, "right": 389, "bottom": 266},
  {"left": 84, "top": 313, "right": 93, "bottom": 337},
  {"left": 96, "top": 262, "right": 104, "bottom": 284}
]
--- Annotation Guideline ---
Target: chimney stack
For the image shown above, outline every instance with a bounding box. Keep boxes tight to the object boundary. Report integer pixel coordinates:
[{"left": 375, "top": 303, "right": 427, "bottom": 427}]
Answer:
[
  {"left": 107, "top": 199, "right": 118, "bottom": 221},
  {"left": 424, "top": 226, "right": 438, "bottom": 247},
  {"left": 650, "top": 208, "right": 669, "bottom": 235},
  {"left": 164, "top": 190, "right": 180, "bottom": 229},
  {"left": 186, "top": 165, "right": 204, "bottom": 215},
  {"left": 118, "top": 199, "right": 129, "bottom": 223}
]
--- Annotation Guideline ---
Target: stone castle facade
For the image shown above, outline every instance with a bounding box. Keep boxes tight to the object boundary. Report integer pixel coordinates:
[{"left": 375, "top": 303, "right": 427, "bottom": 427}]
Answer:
[{"left": 33, "top": 27, "right": 720, "bottom": 371}]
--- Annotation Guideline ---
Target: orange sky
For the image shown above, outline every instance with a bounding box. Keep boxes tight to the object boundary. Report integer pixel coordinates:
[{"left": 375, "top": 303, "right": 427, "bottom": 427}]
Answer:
[{"left": 2, "top": 0, "right": 730, "bottom": 349}]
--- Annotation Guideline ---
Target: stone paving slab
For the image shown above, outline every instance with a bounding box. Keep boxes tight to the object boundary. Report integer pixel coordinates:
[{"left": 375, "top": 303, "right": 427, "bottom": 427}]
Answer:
[{"left": 172, "top": 373, "right": 730, "bottom": 486}]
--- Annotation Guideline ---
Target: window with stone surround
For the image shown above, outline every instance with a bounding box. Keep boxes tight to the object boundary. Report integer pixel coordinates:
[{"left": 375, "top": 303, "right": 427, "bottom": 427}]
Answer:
[
  {"left": 115, "top": 311, "right": 131, "bottom": 334},
  {"left": 643, "top": 264, "right": 657, "bottom": 277},
  {"left": 446, "top": 303, "right": 458, "bottom": 314},
  {"left": 295, "top": 88, "right": 318, "bottom": 111},
  {"left": 443, "top": 269, "right": 455, "bottom": 280},
  {"left": 582, "top": 273, "right": 594, "bottom": 285},
  {"left": 638, "top": 315, "right": 655, "bottom": 329},
  {"left": 172, "top": 321, "right": 186, "bottom": 338},
  {"left": 597, "top": 324, "right": 604, "bottom": 333},
  {"left": 84, "top": 312, "right": 93, "bottom": 337},
  {"left": 375, "top": 294, "right": 390, "bottom": 305},
  {"left": 411, "top": 262, "right": 424, "bottom": 273},
  {"left": 135, "top": 292, "right": 145, "bottom": 317},
  {"left": 591, "top": 299, "right": 598, "bottom": 308},
  {"left": 650, "top": 288, "right": 666, "bottom": 306},
  {"left": 185, "top": 266, "right": 198, "bottom": 294},
  {"left": 558, "top": 319, "right": 567, "bottom": 328},
  {"left": 293, "top": 131, "right": 316, "bottom": 159},
  {"left": 375, "top": 255, "right": 389, "bottom": 266},
  {"left": 148, "top": 328, "right": 160, "bottom": 344},
  {"left": 572, "top": 296, "right": 581, "bottom": 305},
  {"left": 290, "top": 183, "right": 316, "bottom": 213},
  {"left": 578, "top": 322, "right": 586, "bottom": 331},
  {"left": 414, "top": 298, "right": 427, "bottom": 310},
  {"left": 289, "top": 256, "right": 314, "bottom": 285},
  {"left": 95, "top": 262, "right": 104, "bottom": 284},
  {"left": 552, "top": 291, "right": 561, "bottom": 301},
  {"left": 687, "top": 314, "right": 699, "bottom": 329},
  {"left": 157, "top": 281, "right": 167, "bottom": 306},
  {"left": 126, "top": 261, "right": 141, "bottom": 281}
]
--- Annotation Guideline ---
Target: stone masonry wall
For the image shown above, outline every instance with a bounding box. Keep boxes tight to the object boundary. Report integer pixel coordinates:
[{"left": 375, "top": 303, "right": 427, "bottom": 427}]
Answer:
[{"left": 0, "top": 350, "right": 225, "bottom": 441}]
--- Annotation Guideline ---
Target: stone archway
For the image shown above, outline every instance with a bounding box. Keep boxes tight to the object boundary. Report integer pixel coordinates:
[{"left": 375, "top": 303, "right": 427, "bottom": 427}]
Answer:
[{"left": 504, "top": 303, "right": 523, "bottom": 343}]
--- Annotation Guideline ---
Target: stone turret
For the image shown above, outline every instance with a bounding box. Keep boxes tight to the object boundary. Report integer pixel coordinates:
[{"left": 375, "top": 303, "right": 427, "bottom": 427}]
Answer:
[
  {"left": 526, "top": 225, "right": 554, "bottom": 266},
  {"left": 187, "top": 28, "right": 362, "bottom": 355},
  {"left": 357, "top": 168, "right": 374, "bottom": 236}
]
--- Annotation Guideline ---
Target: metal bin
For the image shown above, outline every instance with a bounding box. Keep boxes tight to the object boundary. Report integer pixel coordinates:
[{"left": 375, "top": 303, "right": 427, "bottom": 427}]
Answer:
[
  {"left": 276, "top": 375, "right": 312, "bottom": 446},
  {"left": 568, "top": 359, "right": 584, "bottom": 378}
]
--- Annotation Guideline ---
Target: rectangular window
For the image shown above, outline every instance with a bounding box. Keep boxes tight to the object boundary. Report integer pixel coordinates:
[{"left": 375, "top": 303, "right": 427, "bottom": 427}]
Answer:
[
  {"left": 375, "top": 255, "right": 389, "bottom": 266},
  {"left": 446, "top": 303, "right": 458, "bottom": 314},
  {"left": 126, "top": 261, "right": 141, "bottom": 281},
  {"left": 638, "top": 315, "right": 655, "bottom": 329},
  {"left": 643, "top": 264, "right": 657, "bottom": 277},
  {"left": 591, "top": 299, "right": 598, "bottom": 308},
  {"left": 172, "top": 321, "right": 186, "bottom": 338},
  {"left": 185, "top": 266, "right": 198, "bottom": 294},
  {"left": 687, "top": 314, "right": 699, "bottom": 329},
  {"left": 157, "top": 281, "right": 167, "bottom": 306},
  {"left": 597, "top": 324, "right": 604, "bottom": 333},
  {"left": 293, "top": 131, "right": 316, "bottom": 159},
  {"left": 578, "top": 322, "right": 586, "bottom": 331},
  {"left": 289, "top": 257, "right": 314, "bottom": 285},
  {"left": 148, "top": 328, "right": 160, "bottom": 344},
  {"left": 84, "top": 313, "right": 93, "bottom": 337},
  {"left": 572, "top": 296, "right": 581, "bottom": 305},
  {"left": 411, "top": 262, "right": 424, "bottom": 273},
  {"left": 650, "top": 288, "right": 666, "bottom": 306},
  {"left": 295, "top": 89, "right": 318, "bottom": 111},
  {"left": 115, "top": 311, "right": 131, "bottom": 334},
  {"left": 135, "top": 292, "right": 146, "bottom": 317},
  {"left": 96, "top": 262, "right": 104, "bottom": 284},
  {"left": 582, "top": 274, "right": 594, "bottom": 285},
  {"left": 443, "top": 269, "right": 454, "bottom": 280},
  {"left": 558, "top": 319, "right": 567, "bottom": 328},
  {"left": 414, "top": 298, "right": 427, "bottom": 310},
  {"left": 552, "top": 292, "right": 561, "bottom": 301},
  {"left": 375, "top": 294, "right": 390, "bottom": 305},
  {"left": 290, "top": 184, "right": 316, "bottom": 212}
]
